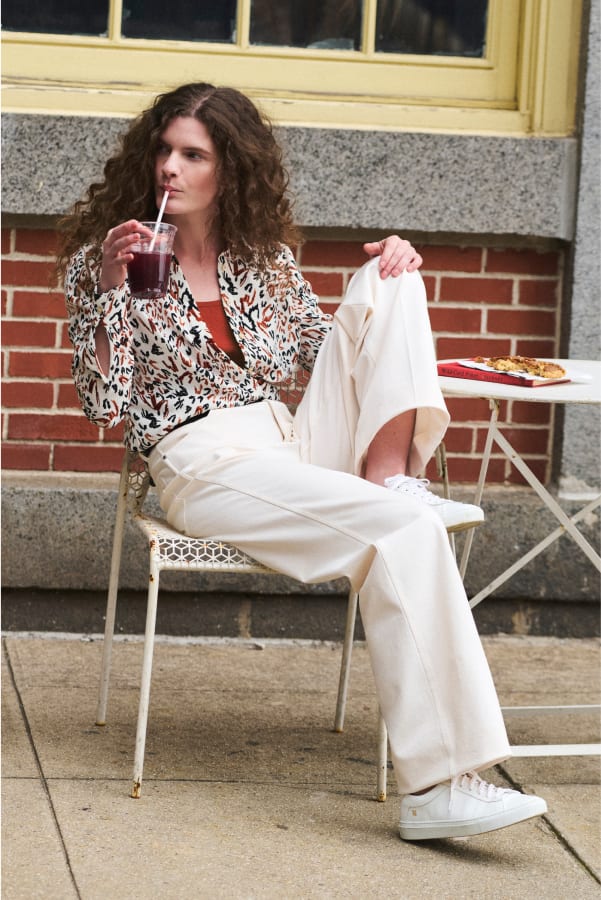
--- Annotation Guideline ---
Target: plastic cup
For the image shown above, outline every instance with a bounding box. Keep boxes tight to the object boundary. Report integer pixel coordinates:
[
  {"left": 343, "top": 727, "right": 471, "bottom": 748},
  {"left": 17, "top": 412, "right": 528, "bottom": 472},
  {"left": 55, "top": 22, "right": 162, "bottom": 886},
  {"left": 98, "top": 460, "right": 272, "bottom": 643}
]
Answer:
[{"left": 127, "top": 222, "right": 177, "bottom": 299}]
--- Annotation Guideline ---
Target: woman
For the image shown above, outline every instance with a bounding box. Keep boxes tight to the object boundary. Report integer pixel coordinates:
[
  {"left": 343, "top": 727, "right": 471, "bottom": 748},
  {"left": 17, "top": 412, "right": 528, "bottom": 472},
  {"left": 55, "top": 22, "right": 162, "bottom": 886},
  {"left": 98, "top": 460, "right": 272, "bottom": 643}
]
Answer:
[{"left": 58, "top": 82, "right": 546, "bottom": 841}]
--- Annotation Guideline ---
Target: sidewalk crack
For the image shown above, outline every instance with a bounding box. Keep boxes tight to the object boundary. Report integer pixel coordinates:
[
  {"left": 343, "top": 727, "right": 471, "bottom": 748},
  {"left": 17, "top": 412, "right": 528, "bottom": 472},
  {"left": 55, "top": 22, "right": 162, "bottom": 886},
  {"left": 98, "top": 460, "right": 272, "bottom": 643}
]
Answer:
[
  {"left": 3, "top": 639, "right": 83, "bottom": 900},
  {"left": 497, "top": 762, "right": 601, "bottom": 886}
]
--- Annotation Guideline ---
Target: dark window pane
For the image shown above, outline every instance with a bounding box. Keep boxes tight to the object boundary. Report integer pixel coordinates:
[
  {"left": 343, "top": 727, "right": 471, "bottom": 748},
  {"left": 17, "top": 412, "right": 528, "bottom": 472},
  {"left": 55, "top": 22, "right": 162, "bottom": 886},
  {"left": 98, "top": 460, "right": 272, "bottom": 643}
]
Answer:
[
  {"left": 122, "top": 0, "right": 236, "bottom": 41},
  {"left": 250, "top": 0, "right": 362, "bottom": 50},
  {"left": 3, "top": 0, "right": 108, "bottom": 35},
  {"left": 376, "top": 0, "right": 489, "bottom": 56}
]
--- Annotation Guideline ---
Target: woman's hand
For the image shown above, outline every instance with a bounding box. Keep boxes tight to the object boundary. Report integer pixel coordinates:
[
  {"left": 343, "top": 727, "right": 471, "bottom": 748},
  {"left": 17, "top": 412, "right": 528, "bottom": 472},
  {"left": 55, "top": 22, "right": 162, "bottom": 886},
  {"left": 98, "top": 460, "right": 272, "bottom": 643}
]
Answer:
[
  {"left": 363, "top": 236, "right": 423, "bottom": 279},
  {"left": 99, "top": 220, "right": 150, "bottom": 293}
]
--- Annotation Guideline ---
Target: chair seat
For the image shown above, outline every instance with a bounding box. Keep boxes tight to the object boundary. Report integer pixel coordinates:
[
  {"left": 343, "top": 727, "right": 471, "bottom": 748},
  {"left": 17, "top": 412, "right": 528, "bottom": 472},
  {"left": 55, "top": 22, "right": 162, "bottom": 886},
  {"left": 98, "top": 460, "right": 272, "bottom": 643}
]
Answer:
[{"left": 134, "top": 513, "right": 274, "bottom": 573}]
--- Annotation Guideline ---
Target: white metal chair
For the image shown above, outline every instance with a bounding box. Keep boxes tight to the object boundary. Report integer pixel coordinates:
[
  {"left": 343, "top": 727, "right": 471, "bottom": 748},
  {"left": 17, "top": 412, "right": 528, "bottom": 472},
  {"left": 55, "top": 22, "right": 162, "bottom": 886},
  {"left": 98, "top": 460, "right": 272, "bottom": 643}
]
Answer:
[
  {"left": 95, "top": 370, "right": 389, "bottom": 799},
  {"left": 95, "top": 449, "right": 379, "bottom": 798}
]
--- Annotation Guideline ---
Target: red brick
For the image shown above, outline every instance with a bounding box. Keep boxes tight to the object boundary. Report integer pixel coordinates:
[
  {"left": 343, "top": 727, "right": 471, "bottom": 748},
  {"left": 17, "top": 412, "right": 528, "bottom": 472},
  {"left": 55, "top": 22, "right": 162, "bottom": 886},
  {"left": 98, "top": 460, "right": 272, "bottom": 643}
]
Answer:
[
  {"left": 12, "top": 290, "right": 66, "bottom": 318},
  {"left": 319, "top": 301, "right": 340, "bottom": 317},
  {"left": 440, "top": 277, "right": 513, "bottom": 304},
  {"left": 7, "top": 413, "right": 99, "bottom": 442},
  {"left": 57, "top": 382, "right": 81, "bottom": 408},
  {"left": 515, "top": 339, "right": 557, "bottom": 358},
  {"left": 437, "top": 456, "right": 507, "bottom": 483},
  {"left": 1, "top": 229, "right": 12, "bottom": 254},
  {"left": 300, "top": 241, "right": 367, "bottom": 268},
  {"left": 104, "top": 421, "right": 126, "bottom": 442},
  {"left": 429, "top": 307, "right": 482, "bottom": 333},
  {"left": 9, "top": 351, "right": 72, "bottom": 378},
  {"left": 487, "top": 309, "right": 555, "bottom": 336},
  {"left": 1, "top": 290, "right": 8, "bottom": 316},
  {"left": 486, "top": 248, "right": 559, "bottom": 276},
  {"left": 14, "top": 228, "right": 58, "bottom": 256},
  {"left": 507, "top": 458, "right": 549, "bottom": 485},
  {"left": 511, "top": 402, "right": 552, "bottom": 425},
  {"left": 476, "top": 426, "right": 549, "bottom": 455},
  {"left": 518, "top": 279, "right": 558, "bottom": 307},
  {"left": 436, "top": 337, "right": 511, "bottom": 360},
  {"left": 2, "top": 381, "right": 54, "bottom": 408},
  {"left": 2, "top": 259, "right": 54, "bottom": 288},
  {"left": 420, "top": 245, "right": 483, "bottom": 273},
  {"left": 59, "top": 323, "right": 73, "bottom": 349},
  {"left": 1, "top": 443, "right": 51, "bottom": 470},
  {"left": 2, "top": 320, "right": 57, "bottom": 348},
  {"left": 430, "top": 458, "right": 486, "bottom": 484},
  {"left": 444, "top": 397, "right": 500, "bottom": 421},
  {"left": 422, "top": 275, "right": 436, "bottom": 300},
  {"left": 438, "top": 426, "right": 473, "bottom": 453},
  {"left": 303, "top": 271, "right": 344, "bottom": 298},
  {"left": 54, "top": 444, "right": 124, "bottom": 472}
]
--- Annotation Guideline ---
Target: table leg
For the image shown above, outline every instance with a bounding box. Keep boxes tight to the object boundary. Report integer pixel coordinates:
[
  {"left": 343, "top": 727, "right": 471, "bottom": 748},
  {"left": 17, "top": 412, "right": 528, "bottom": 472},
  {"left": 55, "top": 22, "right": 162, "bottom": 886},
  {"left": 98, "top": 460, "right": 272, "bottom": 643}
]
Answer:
[
  {"left": 469, "top": 495, "right": 601, "bottom": 608},
  {"left": 453, "top": 397, "right": 601, "bottom": 758},
  {"left": 493, "top": 427, "right": 601, "bottom": 569},
  {"left": 459, "top": 399, "right": 601, "bottom": 609}
]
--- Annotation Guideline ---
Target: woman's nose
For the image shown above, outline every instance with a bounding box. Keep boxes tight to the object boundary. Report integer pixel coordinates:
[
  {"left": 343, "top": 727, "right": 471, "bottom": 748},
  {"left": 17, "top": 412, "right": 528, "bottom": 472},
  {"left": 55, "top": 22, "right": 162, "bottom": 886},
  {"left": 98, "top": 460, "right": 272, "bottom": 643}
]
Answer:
[{"left": 161, "top": 152, "right": 180, "bottom": 177}]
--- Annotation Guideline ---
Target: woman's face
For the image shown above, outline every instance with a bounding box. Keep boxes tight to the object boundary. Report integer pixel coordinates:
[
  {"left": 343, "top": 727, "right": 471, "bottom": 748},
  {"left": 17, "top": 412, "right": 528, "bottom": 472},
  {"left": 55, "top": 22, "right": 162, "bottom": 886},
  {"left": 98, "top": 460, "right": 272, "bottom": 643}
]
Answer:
[{"left": 154, "top": 116, "right": 220, "bottom": 226}]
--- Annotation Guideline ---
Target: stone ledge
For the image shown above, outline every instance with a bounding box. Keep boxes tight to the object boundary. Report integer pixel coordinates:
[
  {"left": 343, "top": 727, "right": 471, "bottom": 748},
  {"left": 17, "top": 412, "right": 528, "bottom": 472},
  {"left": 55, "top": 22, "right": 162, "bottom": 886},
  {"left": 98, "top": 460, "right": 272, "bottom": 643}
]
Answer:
[
  {"left": 2, "top": 474, "right": 599, "bottom": 604},
  {"left": 1, "top": 114, "right": 577, "bottom": 239}
]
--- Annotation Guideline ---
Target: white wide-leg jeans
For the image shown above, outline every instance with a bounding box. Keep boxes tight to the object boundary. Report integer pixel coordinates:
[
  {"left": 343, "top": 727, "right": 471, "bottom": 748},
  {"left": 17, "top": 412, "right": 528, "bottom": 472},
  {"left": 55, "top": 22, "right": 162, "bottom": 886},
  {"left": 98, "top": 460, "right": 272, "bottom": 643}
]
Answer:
[{"left": 148, "top": 261, "right": 510, "bottom": 794}]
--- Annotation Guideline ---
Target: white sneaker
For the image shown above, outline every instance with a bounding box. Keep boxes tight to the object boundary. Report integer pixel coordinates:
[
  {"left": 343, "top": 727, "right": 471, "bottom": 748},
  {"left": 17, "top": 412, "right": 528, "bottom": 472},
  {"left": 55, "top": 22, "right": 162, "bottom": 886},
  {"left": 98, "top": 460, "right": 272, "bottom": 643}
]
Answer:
[
  {"left": 399, "top": 771, "right": 547, "bottom": 841},
  {"left": 385, "top": 474, "right": 484, "bottom": 533}
]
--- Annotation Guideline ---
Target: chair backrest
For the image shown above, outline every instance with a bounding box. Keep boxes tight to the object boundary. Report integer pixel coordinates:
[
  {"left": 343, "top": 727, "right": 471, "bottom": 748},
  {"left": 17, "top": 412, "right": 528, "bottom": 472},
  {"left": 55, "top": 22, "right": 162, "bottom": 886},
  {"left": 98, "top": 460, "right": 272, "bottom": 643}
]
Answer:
[
  {"left": 276, "top": 366, "right": 310, "bottom": 413},
  {"left": 126, "top": 451, "right": 152, "bottom": 516},
  {"left": 125, "top": 367, "right": 310, "bottom": 514}
]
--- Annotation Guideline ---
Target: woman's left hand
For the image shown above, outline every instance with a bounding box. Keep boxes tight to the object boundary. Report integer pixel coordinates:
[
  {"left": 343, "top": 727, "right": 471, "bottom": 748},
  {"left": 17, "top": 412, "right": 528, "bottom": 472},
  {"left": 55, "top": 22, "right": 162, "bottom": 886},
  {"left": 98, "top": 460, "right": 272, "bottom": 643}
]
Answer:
[{"left": 363, "top": 236, "right": 423, "bottom": 278}]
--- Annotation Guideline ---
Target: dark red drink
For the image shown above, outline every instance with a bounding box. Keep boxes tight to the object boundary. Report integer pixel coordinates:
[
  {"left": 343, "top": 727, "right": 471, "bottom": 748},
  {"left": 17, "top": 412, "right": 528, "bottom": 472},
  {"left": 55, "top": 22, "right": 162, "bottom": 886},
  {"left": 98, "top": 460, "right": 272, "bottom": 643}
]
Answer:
[{"left": 127, "top": 250, "right": 171, "bottom": 299}]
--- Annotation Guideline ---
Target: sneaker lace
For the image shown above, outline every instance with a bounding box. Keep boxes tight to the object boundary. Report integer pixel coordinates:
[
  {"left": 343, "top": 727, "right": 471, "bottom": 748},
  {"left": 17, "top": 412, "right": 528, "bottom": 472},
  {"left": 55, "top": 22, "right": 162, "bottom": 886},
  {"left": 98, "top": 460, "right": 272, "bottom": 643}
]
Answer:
[
  {"left": 449, "top": 771, "right": 507, "bottom": 811},
  {"left": 386, "top": 475, "right": 440, "bottom": 504}
]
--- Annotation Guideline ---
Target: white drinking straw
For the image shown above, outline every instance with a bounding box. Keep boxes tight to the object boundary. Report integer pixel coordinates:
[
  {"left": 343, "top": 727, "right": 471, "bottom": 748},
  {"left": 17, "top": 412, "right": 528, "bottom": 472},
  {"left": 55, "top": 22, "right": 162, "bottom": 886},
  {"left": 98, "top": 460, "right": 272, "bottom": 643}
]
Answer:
[{"left": 149, "top": 190, "right": 170, "bottom": 251}]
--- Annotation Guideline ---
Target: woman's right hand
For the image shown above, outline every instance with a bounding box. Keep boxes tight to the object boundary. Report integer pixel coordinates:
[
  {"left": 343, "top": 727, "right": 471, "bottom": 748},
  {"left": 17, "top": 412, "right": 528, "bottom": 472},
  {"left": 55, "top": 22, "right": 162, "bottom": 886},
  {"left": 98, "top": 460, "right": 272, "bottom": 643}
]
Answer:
[{"left": 99, "top": 220, "right": 148, "bottom": 293}]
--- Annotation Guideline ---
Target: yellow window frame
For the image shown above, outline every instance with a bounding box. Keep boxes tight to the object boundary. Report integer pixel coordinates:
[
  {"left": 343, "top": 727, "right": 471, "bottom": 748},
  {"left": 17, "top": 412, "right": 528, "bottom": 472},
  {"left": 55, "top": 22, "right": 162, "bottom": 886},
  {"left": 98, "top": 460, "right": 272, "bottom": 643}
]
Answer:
[{"left": 1, "top": 0, "right": 582, "bottom": 135}]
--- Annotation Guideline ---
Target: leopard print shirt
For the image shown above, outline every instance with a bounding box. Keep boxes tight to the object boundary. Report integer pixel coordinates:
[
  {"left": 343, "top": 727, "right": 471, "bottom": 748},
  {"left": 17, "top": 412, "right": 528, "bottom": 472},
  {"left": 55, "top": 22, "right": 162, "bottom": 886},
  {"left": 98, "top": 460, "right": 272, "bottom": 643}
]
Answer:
[{"left": 65, "top": 244, "right": 332, "bottom": 451}]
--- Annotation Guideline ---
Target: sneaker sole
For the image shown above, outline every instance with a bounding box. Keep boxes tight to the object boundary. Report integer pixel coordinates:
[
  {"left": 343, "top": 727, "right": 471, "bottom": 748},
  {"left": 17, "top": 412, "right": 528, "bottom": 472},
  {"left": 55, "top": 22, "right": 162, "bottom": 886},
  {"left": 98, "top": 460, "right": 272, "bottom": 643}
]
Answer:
[
  {"left": 399, "top": 797, "right": 547, "bottom": 841},
  {"left": 444, "top": 518, "right": 484, "bottom": 535}
]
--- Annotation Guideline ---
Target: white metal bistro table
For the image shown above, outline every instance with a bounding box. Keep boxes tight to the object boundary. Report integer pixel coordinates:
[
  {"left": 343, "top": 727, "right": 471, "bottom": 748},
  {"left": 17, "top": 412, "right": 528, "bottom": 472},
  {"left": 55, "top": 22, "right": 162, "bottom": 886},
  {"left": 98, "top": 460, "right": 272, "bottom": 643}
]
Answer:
[{"left": 438, "top": 358, "right": 601, "bottom": 757}]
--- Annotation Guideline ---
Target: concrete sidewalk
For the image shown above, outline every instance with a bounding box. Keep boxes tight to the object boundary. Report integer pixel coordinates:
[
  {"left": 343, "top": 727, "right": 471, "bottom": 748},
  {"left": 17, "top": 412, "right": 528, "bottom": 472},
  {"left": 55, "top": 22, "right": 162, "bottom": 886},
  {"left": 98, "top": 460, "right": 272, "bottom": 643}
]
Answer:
[{"left": 2, "top": 632, "right": 600, "bottom": 899}]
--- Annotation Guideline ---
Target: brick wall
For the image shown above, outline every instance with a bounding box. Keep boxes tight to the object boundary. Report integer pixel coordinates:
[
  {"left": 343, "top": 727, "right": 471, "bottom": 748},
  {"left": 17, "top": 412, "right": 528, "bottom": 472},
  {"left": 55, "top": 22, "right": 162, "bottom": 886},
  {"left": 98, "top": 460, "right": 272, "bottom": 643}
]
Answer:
[{"left": 1, "top": 227, "right": 562, "bottom": 483}]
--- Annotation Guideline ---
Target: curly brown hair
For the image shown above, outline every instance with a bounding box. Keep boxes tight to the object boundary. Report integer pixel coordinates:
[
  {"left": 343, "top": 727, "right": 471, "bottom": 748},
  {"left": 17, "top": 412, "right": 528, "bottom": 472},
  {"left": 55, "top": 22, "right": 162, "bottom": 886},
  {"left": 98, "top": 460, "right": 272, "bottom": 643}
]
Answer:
[{"left": 55, "top": 82, "right": 301, "bottom": 282}]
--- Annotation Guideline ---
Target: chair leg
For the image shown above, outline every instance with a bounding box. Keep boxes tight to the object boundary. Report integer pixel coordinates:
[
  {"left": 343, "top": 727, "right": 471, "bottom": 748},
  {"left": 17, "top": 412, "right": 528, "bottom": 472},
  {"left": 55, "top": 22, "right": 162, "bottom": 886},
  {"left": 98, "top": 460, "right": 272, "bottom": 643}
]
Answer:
[
  {"left": 435, "top": 442, "right": 456, "bottom": 556},
  {"left": 131, "top": 558, "right": 160, "bottom": 799},
  {"left": 334, "top": 590, "right": 359, "bottom": 732},
  {"left": 435, "top": 441, "right": 451, "bottom": 498},
  {"left": 96, "top": 458, "right": 130, "bottom": 726},
  {"left": 376, "top": 709, "right": 388, "bottom": 802}
]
